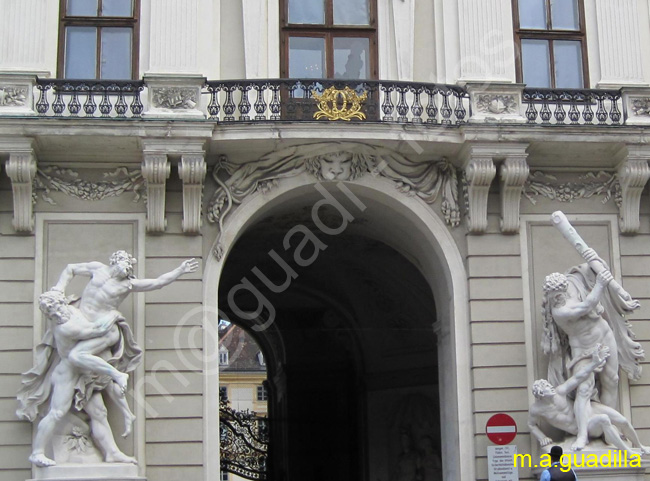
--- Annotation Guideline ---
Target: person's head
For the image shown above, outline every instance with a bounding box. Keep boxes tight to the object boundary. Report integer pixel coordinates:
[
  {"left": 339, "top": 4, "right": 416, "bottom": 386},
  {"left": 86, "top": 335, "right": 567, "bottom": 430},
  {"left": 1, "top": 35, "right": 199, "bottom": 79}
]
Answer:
[
  {"left": 39, "top": 290, "right": 70, "bottom": 324},
  {"left": 532, "top": 379, "right": 556, "bottom": 399},
  {"left": 550, "top": 445, "right": 563, "bottom": 463},
  {"left": 109, "top": 250, "right": 136, "bottom": 279},
  {"left": 543, "top": 272, "right": 569, "bottom": 307}
]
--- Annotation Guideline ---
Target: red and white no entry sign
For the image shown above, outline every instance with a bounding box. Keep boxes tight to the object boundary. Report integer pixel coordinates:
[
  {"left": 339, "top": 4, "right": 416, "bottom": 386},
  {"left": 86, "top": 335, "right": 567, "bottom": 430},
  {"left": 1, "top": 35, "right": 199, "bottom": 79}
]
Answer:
[{"left": 486, "top": 413, "right": 517, "bottom": 445}]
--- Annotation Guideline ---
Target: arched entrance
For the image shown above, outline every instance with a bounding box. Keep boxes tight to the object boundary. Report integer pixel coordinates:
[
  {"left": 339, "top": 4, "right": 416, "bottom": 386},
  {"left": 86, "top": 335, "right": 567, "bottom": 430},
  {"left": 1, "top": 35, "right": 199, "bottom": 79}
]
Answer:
[{"left": 203, "top": 175, "right": 473, "bottom": 481}]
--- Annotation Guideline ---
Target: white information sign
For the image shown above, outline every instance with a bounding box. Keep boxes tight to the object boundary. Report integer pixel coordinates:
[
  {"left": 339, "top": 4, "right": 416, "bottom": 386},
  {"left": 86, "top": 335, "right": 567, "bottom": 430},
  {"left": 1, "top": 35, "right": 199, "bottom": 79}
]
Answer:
[{"left": 488, "top": 444, "right": 519, "bottom": 481}]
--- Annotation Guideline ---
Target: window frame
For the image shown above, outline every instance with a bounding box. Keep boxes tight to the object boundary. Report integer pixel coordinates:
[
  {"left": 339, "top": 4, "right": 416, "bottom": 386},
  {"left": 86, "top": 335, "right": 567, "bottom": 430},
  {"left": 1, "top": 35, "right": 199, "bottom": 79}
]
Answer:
[
  {"left": 57, "top": 0, "right": 140, "bottom": 79},
  {"left": 219, "top": 346, "right": 229, "bottom": 366},
  {"left": 257, "top": 384, "right": 268, "bottom": 401},
  {"left": 280, "top": 0, "right": 378, "bottom": 79},
  {"left": 512, "top": 0, "right": 589, "bottom": 88}
]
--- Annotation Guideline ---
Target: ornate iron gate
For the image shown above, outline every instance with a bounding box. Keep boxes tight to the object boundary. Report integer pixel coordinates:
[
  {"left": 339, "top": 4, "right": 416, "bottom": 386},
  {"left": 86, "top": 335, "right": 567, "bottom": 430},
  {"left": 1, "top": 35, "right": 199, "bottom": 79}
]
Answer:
[{"left": 220, "top": 399, "right": 269, "bottom": 480}]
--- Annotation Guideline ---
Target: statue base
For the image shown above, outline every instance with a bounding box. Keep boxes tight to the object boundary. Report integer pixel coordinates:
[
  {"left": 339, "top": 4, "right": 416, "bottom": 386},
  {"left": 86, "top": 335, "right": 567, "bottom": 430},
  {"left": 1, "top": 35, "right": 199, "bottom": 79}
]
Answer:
[
  {"left": 573, "top": 465, "right": 646, "bottom": 480},
  {"left": 29, "top": 463, "right": 145, "bottom": 481}
]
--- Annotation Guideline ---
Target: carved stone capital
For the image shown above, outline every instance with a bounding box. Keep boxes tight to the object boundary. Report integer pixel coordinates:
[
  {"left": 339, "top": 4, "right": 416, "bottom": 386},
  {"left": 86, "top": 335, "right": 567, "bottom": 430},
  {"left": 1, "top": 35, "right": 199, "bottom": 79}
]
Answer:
[
  {"left": 617, "top": 146, "right": 650, "bottom": 234},
  {"left": 499, "top": 154, "right": 529, "bottom": 234},
  {"left": 464, "top": 155, "right": 496, "bottom": 234},
  {"left": 5, "top": 151, "right": 37, "bottom": 232},
  {"left": 179, "top": 153, "right": 207, "bottom": 234},
  {"left": 141, "top": 154, "right": 170, "bottom": 232}
]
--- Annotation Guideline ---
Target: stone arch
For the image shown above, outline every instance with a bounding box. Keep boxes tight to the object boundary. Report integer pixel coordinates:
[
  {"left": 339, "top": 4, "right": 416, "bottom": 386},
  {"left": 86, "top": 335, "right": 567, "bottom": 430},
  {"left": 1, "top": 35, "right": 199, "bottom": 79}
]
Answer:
[{"left": 202, "top": 172, "right": 473, "bottom": 481}]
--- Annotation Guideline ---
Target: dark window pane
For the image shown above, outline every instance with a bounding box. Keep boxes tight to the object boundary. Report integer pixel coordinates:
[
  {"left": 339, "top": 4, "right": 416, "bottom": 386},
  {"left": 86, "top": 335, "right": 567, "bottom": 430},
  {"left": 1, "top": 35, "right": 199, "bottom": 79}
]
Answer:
[
  {"left": 289, "top": 37, "right": 325, "bottom": 78},
  {"left": 100, "top": 28, "right": 132, "bottom": 79},
  {"left": 522, "top": 39, "right": 551, "bottom": 87},
  {"left": 518, "top": 0, "right": 547, "bottom": 29},
  {"left": 554, "top": 40, "right": 583, "bottom": 88},
  {"left": 333, "top": 0, "right": 369, "bottom": 25},
  {"left": 288, "top": 0, "right": 325, "bottom": 24},
  {"left": 67, "top": 0, "right": 99, "bottom": 16},
  {"left": 334, "top": 37, "right": 369, "bottom": 79},
  {"left": 65, "top": 27, "right": 97, "bottom": 78},
  {"left": 551, "top": 0, "right": 579, "bottom": 30},
  {"left": 102, "top": 0, "right": 133, "bottom": 17}
]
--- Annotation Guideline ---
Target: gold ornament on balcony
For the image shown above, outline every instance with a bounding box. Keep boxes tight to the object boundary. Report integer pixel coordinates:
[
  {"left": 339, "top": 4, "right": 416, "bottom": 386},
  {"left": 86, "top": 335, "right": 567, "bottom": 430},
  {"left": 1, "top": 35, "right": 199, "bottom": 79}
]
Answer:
[{"left": 312, "top": 86, "right": 368, "bottom": 121}]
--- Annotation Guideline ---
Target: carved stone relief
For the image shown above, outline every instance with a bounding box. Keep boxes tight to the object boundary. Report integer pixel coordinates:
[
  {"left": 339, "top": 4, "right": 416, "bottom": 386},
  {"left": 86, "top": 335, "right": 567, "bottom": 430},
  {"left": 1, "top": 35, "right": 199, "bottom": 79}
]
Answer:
[
  {"left": 207, "top": 142, "right": 460, "bottom": 259},
  {"left": 0, "top": 85, "right": 27, "bottom": 107},
  {"left": 523, "top": 171, "right": 621, "bottom": 207},
  {"left": 475, "top": 94, "right": 518, "bottom": 115},
  {"left": 151, "top": 87, "right": 197, "bottom": 110},
  {"left": 629, "top": 97, "right": 650, "bottom": 116},
  {"left": 33, "top": 167, "right": 145, "bottom": 205}
]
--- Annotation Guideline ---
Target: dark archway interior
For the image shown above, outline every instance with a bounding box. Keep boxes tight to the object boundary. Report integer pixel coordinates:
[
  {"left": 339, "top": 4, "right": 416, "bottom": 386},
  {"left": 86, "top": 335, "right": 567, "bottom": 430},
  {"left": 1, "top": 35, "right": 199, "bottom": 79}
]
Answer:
[{"left": 219, "top": 200, "right": 442, "bottom": 481}]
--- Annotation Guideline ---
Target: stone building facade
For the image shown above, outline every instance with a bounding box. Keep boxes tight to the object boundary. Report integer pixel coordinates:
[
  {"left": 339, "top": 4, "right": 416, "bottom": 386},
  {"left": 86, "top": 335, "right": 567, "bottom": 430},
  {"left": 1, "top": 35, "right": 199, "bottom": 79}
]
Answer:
[{"left": 2, "top": 0, "right": 650, "bottom": 480}]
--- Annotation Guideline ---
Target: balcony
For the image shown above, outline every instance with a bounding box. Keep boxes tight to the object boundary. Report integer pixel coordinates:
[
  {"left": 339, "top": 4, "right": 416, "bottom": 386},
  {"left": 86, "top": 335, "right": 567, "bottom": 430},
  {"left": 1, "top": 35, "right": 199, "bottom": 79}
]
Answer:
[{"left": 0, "top": 77, "right": 644, "bottom": 127}]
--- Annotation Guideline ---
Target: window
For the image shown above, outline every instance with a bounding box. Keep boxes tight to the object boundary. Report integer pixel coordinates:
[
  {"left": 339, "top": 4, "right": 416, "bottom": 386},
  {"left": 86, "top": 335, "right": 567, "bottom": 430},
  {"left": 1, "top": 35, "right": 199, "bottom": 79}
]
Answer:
[
  {"left": 257, "top": 384, "right": 268, "bottom": 401},
  {"left": 220, "top": 386, "right": 228, "bottom": 401},
  {"left": 219, "top": 346, "right": 229, "bottom": 366},
  {"left": 257, "top": 351, "right": 265, "bottom": 366},
  {"left": 220, "top": 471, "right": 229, "bottom": 481},
  {"left": 513, "top": 0, "right": 587, "bottom": 88},
  {"left": 58, "top": 0, "right": 139, "bottom": 79},
  {"left": 281, "top": 0, "right": 377, "bottom": 79}
]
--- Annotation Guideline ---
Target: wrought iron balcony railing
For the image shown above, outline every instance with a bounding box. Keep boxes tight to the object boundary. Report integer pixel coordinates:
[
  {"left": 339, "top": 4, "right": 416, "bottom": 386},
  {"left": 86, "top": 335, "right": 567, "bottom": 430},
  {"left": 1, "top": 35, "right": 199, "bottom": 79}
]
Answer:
[
  {"left": 522, "top": 88, "right": 623, "bottom": 126},
  {"left": 18, "top": 78, "right": 632, "bottom": 127},
  {"left": 35, "top": 79, "right": 144, "bottom": 118},
  {"left": 205, "top": 79, "right": 469, "bottom": 124}
]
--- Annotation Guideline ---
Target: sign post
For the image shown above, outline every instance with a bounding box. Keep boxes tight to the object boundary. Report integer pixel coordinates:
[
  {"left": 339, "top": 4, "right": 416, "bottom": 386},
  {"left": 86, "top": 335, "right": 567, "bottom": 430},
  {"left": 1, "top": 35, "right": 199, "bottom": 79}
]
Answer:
[{"left": 486, "top": 413, "right": 519, "bottom": 481}]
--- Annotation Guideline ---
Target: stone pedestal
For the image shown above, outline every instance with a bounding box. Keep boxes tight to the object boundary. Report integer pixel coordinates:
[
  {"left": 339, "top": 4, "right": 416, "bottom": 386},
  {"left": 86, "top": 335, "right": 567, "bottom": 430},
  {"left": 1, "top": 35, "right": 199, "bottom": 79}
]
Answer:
[
  {"left": 30, "top": 463, "right": 145, "bottom": 481},
  {"left": 621, "top": 87, "right": 650, "bottom": 125},
  {"left": 0, "top": 72, "right": 42, "bottom": 116},
  {"left": 573, "top": 465, "right": 647, "bottom": 481},
  {"left": 143, "top": 75, "right": 206, "bottom": 119},
  {"left": 466, "top": 82, "right": 526, "bottom": 124}
]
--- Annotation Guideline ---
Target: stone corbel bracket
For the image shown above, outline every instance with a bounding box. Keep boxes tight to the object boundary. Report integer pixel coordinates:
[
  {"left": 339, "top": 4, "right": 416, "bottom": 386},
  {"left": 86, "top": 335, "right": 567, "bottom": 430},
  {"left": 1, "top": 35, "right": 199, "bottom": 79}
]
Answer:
[
  {"left": 179, "top": 153, "right": 207, "bottom": 234},
  {"left": 498, "top": 147, "right": 529, "bottom": 234},
  {"left": 461, "top": 145, "right": 497, "bottom": 234},
  {"left": 5, "top": 150, "right": 37, "bottom": 232},
  {"left": 141, "top": 154, "right": 170, "bottom": 232},
  {"left": 616, "top": 145, "right": 650, "bottom": 235}
]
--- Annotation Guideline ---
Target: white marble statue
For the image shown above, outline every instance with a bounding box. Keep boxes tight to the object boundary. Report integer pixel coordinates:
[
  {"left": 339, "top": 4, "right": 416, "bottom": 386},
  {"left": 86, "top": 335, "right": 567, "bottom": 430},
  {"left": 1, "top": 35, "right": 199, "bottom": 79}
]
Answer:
[
  {"left": 533, "top": 212, "right": 645, "bottom": 452},
  {"left": 529, "top": 344, "right": 649, "bottom": 454},
  {"left": 17, "top": 251, "right": 199, "bottom": 467}
]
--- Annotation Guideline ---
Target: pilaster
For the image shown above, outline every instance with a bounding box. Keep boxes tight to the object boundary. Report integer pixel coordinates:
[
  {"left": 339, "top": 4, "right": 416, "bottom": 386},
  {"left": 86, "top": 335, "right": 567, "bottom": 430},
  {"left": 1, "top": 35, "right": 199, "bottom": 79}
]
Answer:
[
  {"left": 391, "top": 0, "right": 415, "bottom": 81},
  {"left": 146, "top": 0, "right": 201, "bottom": 74},
  {"left": 595, "top": 0, "right": 646, "bottom": 87},
  {"left": 461, "top": 144, "right": 497, "bottom": 234},
  {"left": 499, "top": 149, "right": 529, "bottom": 234},
  {"left": 0, "top": 0, "right": 56, "bottom": 72},
  {"left": 179, "top": 153, "right": 207, "bottom": 234},
  {"left": 616, "top": 145, "right": 650, "bottom": 235},
  {"left": 242, "top": 0, "right": 268, "bottom": 79},
  {"left": 141, "top": 154, "right": 171, "bottom": 233},
  {"left": 457, "top": 0, "right": 516, "bottom": 82}
]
